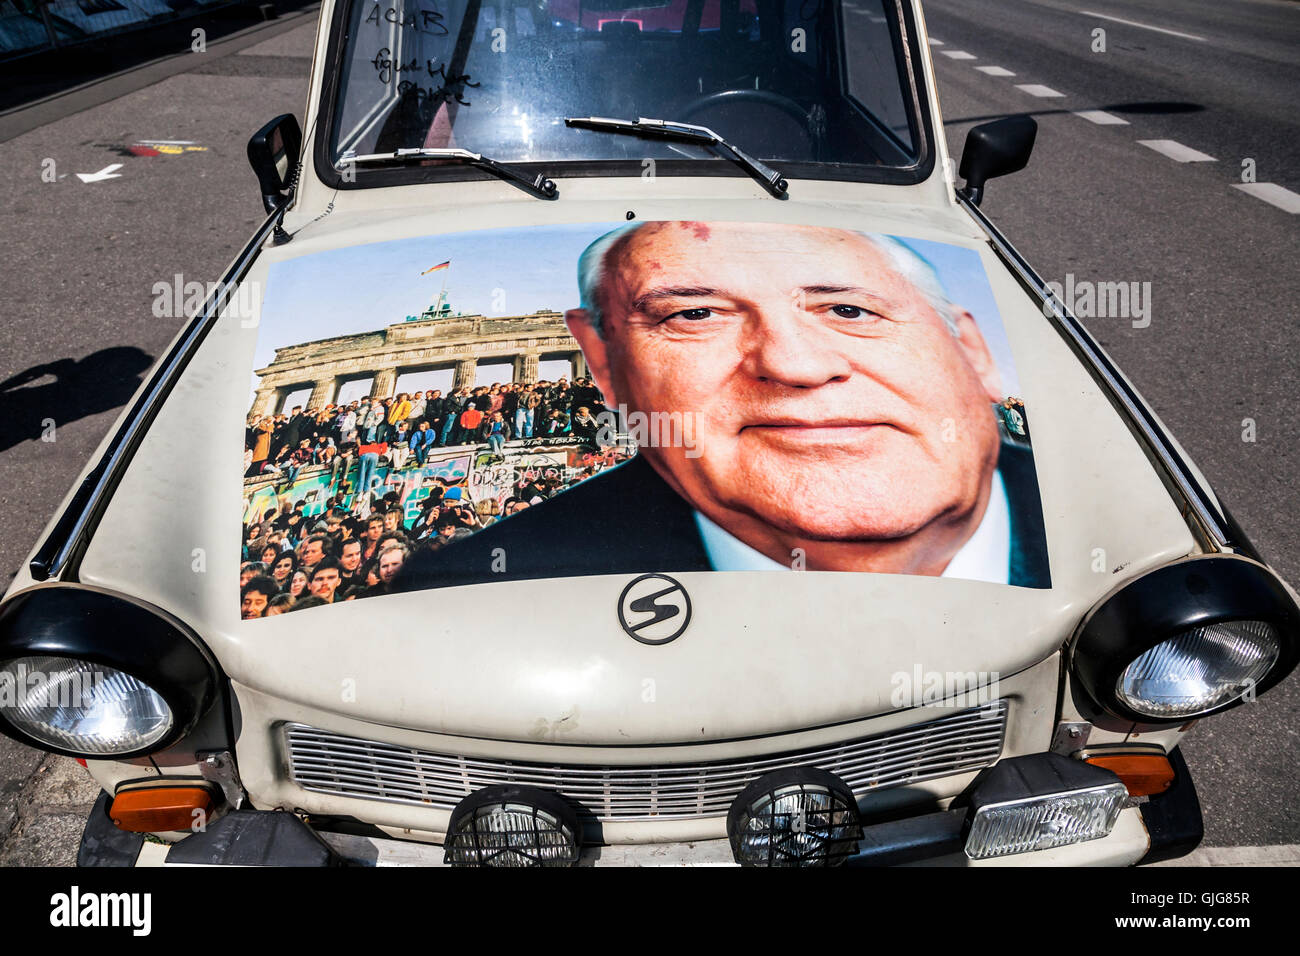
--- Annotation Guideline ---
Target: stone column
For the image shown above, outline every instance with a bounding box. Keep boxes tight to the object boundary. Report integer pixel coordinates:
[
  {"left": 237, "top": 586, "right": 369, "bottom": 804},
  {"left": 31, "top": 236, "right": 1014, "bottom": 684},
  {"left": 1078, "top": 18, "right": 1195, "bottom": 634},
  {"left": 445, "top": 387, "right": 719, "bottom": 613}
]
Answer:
[
  {"left": 571, "top": 350, "right": 587, "bottom": 379},
  {"left": 520, "top": 353, "right": 540, "bottom": 383},
  {"left": 370, "top": 367, "right": 398, "bottom": 399},
  {"left": 308, "top": 376, "right": 337, "bottom": 409},
  {"left": 249, "top": 385, "right": 278, "bottom": 420},
  {"left": 452, "top": 358, "right": 477, "bottom": 390}
]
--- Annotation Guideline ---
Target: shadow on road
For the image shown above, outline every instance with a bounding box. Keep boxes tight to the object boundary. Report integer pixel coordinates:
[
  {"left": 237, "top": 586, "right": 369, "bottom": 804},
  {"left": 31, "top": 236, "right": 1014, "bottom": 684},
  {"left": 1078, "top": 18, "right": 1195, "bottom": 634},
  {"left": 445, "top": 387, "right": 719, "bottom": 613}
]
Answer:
[{"left": 0, "top": 347, "right": 152, "bottom": 452}]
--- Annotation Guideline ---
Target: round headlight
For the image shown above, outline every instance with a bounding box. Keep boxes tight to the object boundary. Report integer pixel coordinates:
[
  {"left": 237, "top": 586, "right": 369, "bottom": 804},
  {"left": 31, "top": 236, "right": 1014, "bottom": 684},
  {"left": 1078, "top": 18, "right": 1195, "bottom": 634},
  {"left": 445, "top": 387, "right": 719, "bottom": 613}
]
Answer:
[
  {"left": 443, "top": 786, "right": 581, "bottom": 867},
  {"left": 0, "top": 655, "right": 173, "bottom": 755},
  {"left": 727, "top": 767, "right": 863, "bottom": 867},
  {"left": 0, "top": 587, "right": 219, "bottom": 759},
  {"left": 1117, "top": 620, "right": 1279, "bottom": 719},
  {"left": 1069, "top": 557, "right": 1300, "bottom": 724}
]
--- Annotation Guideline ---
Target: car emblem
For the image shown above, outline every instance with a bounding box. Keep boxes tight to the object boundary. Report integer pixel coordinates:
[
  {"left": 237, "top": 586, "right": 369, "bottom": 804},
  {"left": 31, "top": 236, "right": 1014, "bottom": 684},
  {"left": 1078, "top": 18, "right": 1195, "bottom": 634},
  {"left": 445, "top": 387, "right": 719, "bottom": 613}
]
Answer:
[{"left": 618, "top": 574, "right": 692, "bottom": 645}]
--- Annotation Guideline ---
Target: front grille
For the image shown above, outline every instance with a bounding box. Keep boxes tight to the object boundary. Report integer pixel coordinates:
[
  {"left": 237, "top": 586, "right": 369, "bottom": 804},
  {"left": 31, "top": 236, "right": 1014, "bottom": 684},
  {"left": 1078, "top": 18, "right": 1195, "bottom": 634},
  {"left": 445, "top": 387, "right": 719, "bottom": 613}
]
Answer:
[{"left": 285, "top": 700, "right": 1007, "bottom": 821}]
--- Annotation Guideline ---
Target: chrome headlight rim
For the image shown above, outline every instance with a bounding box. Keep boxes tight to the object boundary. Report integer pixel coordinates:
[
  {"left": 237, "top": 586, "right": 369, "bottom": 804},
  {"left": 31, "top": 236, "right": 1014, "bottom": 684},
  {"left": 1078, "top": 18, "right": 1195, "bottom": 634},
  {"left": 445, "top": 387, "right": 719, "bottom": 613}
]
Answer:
[
  {"left": 0, "top": 586, "right": 220, "bottom": 760},
  {"left": 1068, "top": 556, "right": 1300, "bottom": 725}
]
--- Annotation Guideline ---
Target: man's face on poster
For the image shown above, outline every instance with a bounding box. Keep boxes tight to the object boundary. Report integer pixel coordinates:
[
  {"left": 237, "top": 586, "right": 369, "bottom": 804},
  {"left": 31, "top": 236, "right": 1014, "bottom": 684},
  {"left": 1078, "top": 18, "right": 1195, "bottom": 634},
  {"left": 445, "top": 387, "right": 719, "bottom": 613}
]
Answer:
[
  {"left": 310, "top": 567, "right": 340, "bottom": 601},
  {"left": 566, "top": 222, "right": 1005, "bottom": 554},
  {"left": 378, "top": 548, "right": 405, "bottom": 583},
  {"left": 300, "top": 539, "right": 324, "bottom": 568},
  {"left": 340, "top": 540, "right": 362, "bottom": 573},
  {"left": 241, "top": 589, "right": 268, "bottom": 619}
]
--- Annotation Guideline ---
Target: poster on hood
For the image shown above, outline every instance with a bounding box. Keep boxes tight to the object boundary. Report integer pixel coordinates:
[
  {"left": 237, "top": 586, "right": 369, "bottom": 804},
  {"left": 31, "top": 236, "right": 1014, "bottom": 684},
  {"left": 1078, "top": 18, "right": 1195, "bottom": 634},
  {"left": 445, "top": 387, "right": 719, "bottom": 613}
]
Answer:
[{"left": 240, "top": 220, "right": 1049, "bottom": 619}]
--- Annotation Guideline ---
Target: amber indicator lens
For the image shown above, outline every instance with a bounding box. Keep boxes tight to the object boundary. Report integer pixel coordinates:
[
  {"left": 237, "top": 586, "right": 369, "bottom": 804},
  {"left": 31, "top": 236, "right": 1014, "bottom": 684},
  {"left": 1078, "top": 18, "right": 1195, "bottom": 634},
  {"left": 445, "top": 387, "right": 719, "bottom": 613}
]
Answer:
[
  {"left": 110, "top": 787, "right": 213, "bottom": 832},
  {"left": 1084, "top": 753, "right": 1175, "bottom": 797}
]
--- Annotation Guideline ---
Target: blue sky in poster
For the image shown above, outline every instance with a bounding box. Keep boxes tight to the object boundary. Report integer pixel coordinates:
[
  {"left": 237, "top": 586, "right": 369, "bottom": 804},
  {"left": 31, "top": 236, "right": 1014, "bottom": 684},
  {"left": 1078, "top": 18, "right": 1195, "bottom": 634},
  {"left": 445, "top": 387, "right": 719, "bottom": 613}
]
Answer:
[
  {"left": 254, "top": 222, "right": 616, "bottom": 377},
  {"left": 252, "top": 223, "right": 1020, "bottom": 398}
]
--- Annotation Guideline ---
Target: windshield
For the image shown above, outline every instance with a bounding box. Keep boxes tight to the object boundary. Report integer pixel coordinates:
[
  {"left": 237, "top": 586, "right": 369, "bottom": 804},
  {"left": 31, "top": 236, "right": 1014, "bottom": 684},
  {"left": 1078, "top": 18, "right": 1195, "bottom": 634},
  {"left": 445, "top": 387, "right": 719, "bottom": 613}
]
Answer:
[{"left": 326, "top": 0, "right": 926, "bottom": 178}]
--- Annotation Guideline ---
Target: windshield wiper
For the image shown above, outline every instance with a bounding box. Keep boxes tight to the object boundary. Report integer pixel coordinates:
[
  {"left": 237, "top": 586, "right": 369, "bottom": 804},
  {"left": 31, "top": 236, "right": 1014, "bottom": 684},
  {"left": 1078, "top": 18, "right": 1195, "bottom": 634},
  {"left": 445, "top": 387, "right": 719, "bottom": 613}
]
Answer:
[
  {"left": 338, "top": 147, "right": 558, "bottom": 199},
  {"left": 564, "top": 116, "right": 788, "bottom": 198}
]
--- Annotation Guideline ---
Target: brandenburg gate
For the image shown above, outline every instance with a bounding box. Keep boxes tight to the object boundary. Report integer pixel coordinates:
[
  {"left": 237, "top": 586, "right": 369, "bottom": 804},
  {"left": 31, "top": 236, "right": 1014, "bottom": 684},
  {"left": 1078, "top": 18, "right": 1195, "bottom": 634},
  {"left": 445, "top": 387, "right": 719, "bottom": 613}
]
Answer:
[{"left": 248, "top": 308, "right": 587, "bottom": 420}]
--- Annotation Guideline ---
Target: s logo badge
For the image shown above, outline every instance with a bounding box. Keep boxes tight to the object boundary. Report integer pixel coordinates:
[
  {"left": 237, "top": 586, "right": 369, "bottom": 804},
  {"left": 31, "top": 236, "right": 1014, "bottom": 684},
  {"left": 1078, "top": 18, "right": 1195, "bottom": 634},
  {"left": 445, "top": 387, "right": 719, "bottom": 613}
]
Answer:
[{"left": 618, "top": 573, "right": 692, "bottom": 645}]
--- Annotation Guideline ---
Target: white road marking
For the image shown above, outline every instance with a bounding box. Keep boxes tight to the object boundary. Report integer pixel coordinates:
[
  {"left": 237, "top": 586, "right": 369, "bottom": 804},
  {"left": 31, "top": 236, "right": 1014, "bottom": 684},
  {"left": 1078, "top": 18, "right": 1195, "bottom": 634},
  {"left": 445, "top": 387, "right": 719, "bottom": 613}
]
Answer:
[
  {"left": 941, "top": 50, "right": 976, "bottom": 60},
  {"left": 75, "top": 163, "right": 123, "bottom": 183},
  {"left": 1016, "top": 84, "right": 1064, "bottom": 98},
  {"left": 928, "top": 37, "right": 944, "bottom": 46},
  {"left": 1231, "top": 182, "right": 1300, "bottom": 214},
  {"left": 976, "top": 65, "right": 1016, "bottom": 76},
  {"left": 1074, "top": 109, "right": 1129, "bottom": 125},
  {"left": 1138, "top": 139, "right": 1216, "bottom": 162},
  {"left": 1079, "top": 10, "right": 1207, "bottom": 42}
]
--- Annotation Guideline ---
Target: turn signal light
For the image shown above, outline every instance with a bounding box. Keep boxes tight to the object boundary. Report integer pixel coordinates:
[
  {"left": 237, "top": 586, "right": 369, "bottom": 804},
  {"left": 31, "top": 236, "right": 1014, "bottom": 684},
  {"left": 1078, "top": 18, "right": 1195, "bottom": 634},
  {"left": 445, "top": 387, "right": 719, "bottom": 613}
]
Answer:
[
  {"left": 109, "top": 787, "right": 214, "bottom": 832},
  {"left": 1084, "top": 753, "right": 1175, "bottom": 797}
]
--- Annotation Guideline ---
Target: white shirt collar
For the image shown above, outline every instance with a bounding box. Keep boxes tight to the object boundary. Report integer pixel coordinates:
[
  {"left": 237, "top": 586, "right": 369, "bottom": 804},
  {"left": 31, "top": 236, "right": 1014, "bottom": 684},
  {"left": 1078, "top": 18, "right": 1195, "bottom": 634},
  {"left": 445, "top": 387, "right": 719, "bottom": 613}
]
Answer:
[
  {"left": 939, "top": 468, "right": 1011, "bottom": 585},
  {"left": 693, "top": 468, "right": 1012, "bottom": 584},
  {"left": 692, "top": 511, "right": 789, "bottom": 571}
]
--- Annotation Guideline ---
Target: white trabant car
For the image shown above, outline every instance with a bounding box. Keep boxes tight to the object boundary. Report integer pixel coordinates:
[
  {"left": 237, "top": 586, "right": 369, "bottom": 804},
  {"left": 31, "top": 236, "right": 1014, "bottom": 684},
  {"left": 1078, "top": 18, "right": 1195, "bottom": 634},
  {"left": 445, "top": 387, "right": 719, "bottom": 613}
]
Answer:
[{"left": 1, "top": 0, "right": 1296, "bottom": 867}]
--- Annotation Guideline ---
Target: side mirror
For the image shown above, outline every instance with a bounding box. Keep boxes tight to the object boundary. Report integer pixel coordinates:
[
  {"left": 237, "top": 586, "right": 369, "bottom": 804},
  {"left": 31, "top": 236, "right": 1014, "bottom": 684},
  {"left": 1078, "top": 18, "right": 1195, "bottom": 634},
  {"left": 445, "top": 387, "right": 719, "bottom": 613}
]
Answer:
[
  {"left": 958, "top": 115, "right": 1037, "bottom": 205},
  {"left": 247, "top": 113, "right": 303, "bottom": 216}
]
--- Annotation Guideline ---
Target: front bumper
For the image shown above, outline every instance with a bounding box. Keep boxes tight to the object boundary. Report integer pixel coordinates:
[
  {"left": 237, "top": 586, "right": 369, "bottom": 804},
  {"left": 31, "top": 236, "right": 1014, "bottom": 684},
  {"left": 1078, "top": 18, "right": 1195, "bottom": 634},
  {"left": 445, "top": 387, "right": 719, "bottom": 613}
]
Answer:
[
  {"left": 136, "top": 806, "right": 1154, "bottom": 866},
  {"left": 79, "top": 748, "right": 1203, "bottom": 867}
]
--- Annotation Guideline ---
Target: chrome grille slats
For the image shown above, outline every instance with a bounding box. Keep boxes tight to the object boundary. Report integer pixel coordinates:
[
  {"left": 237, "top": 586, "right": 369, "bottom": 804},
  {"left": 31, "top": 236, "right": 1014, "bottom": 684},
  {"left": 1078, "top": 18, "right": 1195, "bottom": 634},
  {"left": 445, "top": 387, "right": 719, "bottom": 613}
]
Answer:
[
  {"left": 284, "top": 700, "right": 1007, "bottom": 821},
  {"left": 287, "top": 720, "right": 1003, "bottom": 780}
]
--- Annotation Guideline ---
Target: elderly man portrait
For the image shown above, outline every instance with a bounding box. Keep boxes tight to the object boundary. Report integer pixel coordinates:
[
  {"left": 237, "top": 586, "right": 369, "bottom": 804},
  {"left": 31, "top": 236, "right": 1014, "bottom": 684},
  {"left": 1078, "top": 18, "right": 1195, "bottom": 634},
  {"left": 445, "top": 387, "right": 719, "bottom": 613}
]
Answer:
[{"left": 396, "top": 221, "right": 1048, "bottom": 592}]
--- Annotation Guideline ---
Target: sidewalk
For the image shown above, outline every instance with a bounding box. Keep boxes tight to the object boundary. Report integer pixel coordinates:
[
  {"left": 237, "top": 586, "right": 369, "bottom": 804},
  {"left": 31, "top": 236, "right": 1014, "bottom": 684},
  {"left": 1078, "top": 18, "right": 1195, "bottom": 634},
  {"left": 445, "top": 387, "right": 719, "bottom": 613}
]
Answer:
[{"left": 1, "top": 0, "right": 320, "bottom": 135}]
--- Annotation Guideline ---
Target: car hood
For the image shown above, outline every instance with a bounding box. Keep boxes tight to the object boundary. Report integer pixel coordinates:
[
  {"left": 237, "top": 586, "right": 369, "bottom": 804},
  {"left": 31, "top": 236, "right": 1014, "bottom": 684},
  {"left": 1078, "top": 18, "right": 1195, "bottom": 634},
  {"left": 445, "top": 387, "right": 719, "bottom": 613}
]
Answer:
[{"left": 72, "top": 188, "right": 1197, "bottom": 744}]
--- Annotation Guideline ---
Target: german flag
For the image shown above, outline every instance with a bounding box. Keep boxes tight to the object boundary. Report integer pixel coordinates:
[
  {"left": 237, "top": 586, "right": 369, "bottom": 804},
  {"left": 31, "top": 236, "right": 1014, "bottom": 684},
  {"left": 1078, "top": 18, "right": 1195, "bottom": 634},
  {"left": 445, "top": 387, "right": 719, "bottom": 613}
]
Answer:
[{"left": 421, "top": 260, "right": 450, "bottom": 275}]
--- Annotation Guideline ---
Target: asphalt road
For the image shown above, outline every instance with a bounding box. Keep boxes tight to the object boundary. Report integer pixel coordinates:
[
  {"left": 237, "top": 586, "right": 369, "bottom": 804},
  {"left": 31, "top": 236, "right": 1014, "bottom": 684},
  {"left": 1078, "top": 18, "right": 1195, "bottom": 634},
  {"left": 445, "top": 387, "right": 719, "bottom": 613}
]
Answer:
[
  {"left": 923, "top": 0, "right": 1300, "bottom": 848},
  {"left": 0, "top": 6, "right": 322, "bottom": 865},
  {"left": 0, "top": 0, "right": 1296, "bottom": 863}
]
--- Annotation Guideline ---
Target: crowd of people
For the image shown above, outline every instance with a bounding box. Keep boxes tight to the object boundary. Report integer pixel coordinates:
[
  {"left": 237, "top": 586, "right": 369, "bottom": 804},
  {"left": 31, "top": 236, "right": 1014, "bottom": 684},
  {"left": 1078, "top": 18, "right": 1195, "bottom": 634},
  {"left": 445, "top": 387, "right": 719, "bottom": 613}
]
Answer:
[
  {"left": 239, "top": 469, "right": 605, "bottom": 617},
  {"left": 244, "top": 376, "right": 609, "bottom": 483},
  {"left": 240, "top": 376, "right": 617, "bottom": 619}
]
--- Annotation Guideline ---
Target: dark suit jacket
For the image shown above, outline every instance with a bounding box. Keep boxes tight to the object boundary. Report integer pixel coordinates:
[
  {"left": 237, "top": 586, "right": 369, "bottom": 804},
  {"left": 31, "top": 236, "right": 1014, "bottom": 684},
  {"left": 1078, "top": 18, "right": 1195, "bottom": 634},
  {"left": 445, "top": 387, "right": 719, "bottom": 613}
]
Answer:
[{"left": 393, "top": 442, "right": 1051, "bottom": 592}]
